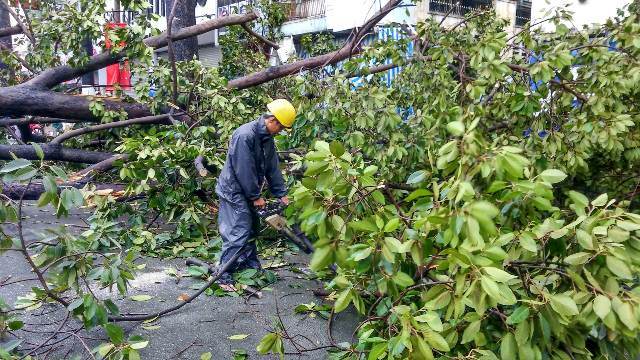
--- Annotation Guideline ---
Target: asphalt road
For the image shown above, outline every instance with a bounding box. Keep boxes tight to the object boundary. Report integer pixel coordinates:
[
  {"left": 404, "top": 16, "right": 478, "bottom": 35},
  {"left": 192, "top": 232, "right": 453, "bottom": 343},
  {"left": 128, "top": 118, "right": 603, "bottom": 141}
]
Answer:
[{"left": 0, "top": 202, "right": 358, "bottom": 359}]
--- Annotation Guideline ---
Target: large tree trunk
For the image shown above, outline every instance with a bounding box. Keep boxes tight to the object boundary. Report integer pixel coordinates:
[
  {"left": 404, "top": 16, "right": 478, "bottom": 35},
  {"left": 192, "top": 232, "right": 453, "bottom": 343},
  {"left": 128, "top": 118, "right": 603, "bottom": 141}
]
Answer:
[
  {"left": 3, "top": 182, "right": 126, "bottom": 200},
  {"left": 166, "top": 0, "right": 199, "bottom": 61},
  {"left": 0, "top": 144, "right": 113, "bottom": 163},
  {"left": 0, "top": 85, "right": 154, "bottom": 121}
]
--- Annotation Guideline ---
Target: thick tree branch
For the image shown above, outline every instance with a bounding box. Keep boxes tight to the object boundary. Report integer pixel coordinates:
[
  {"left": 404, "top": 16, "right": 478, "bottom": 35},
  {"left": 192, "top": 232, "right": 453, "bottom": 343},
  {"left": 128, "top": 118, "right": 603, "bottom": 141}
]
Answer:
[
  {"left": 2, "top": 181, "right": 125, "bottom": 200},
  {"left": 0, "top": 41, "right": 33, "bottom": 72},
  {"left": 0, "top": 24, "right": 21, "bottom": 37},
  {"left": 241, "top": 23, "right": 279, "bottom": 49},
  {"left": 507, "top": 63, "right": 588, "bottom": 102},
  {"left": 26, "top": 12, "right": 259, "bottom": 89},
  {"left": 0, "top": 144, "right": 113, "bottom": 163},
  {"left": 227, "top": 0, "right": 401, "bottom": 90},
  {"left": 0, "top": 85, "right": 153, "bottom": 121},
  {"left": 0, "top": 0, "right": 33, "bottom": 43},
  {"left": 50, "top": 114, "right": 173, "bottom": 144},
  {"left": 70, "top": 154, "right": 129, "bottom": 181},
  {"left": 0, "top": 117, "right": 85, "bottom": 126},
  {"left": 166, "top": 0, "right": 181, "bottom": 103}
]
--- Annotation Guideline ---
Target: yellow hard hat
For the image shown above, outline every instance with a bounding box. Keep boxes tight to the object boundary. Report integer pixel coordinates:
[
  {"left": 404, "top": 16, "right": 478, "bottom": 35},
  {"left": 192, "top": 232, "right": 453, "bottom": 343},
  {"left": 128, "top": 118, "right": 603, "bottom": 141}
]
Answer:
[{"left": 267, "top": 99, "right": 296, "bottom": 128}]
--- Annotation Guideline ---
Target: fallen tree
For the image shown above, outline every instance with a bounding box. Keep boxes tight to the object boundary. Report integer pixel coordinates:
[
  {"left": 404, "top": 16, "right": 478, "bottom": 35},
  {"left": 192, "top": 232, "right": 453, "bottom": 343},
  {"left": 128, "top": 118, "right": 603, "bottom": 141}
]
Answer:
[{"left": 1, "top": 0, "right": 640, "bottom": 358}]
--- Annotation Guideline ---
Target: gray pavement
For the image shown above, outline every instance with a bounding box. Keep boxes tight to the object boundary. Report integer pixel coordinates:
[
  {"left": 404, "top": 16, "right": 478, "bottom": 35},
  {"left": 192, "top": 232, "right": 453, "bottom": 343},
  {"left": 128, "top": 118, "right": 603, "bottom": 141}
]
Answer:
[{"left": 0, "top": 202, "right": 358, "bottom": 359}]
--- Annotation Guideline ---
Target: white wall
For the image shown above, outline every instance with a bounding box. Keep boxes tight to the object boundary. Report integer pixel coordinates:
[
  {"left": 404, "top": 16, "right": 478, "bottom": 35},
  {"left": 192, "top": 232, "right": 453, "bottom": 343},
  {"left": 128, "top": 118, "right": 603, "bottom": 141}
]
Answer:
[
  {"left": 532, "top": 0, "right": 632, "bottom": 29},
  {"left": 325, "top": 0, "right": 415, "bottom": 32}
]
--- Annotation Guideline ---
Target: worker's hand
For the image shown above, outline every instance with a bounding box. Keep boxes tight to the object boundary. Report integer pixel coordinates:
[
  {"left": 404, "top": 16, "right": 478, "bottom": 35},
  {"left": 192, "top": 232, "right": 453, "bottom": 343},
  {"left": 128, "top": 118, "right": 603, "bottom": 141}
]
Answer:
[
  {"left": 279, "top": 196, "right": 290, "bottom": 206},
  {"left": 253, "top": 198, "right": 266, "bottom": 208}
]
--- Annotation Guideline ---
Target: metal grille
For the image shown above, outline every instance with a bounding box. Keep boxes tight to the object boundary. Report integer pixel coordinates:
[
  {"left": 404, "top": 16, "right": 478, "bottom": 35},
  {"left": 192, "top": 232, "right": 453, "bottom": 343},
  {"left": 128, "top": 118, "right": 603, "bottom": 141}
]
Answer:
[
  {"left": 515, "top": 0, "right": 532, "bottom": 27},
  {"left": 147, "top": 0, "right": 166, "bottom": 17},
  {"left": 283, "top": 0, "right": 326, "bottom": 21},
  {"left": 429, "top": 0, "right": 493, "bottom": 17},
  {"left": 105, "top": 10, "right": 139, "bottom": 25}
]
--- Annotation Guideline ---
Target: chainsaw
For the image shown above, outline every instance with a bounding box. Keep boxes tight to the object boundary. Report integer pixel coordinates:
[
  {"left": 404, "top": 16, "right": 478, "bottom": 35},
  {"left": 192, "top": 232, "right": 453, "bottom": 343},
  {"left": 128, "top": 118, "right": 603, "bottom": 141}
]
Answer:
[{"left": 254, "top": 200, "right": 314, "bottom": 254}]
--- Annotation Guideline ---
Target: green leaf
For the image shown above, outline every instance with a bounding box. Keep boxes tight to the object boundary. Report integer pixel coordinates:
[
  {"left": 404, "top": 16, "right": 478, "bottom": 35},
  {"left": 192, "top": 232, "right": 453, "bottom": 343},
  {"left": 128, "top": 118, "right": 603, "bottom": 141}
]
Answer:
[
  {"left": 200, "top": 352, "right": 212, "bottom": 360},
  {"left": 423, "top": 330, "right": 450, "bottom": 352},
  {"left": 351, "top": 247, "right": 372, "bottom": 261},
  {"left": 461, "top": 320, "right": 481, "bottom": 344},
  {"left": 483, "top": 267, "right": 517, "bottom": 283},
  {"left": 500, "top": 333, "right": 517, "bottom": 360},
  {"left": 129, "top": 340, "right": 149, "bottom": 350},
  {"left": 617, "top": 220, "right": 640, "bottom": 232},
  {"left": 591, "top": 193, "right": 608, "bottom": 207},
  {"left": 519, "top": 233, "right": 537, "bottom": 253},
  {"left": 310, "top": 246, "right": 333, "bottom": 271},
  {"left": 446, "top": 120, "right": 465, "bottom": 136},
  {"left": 568, "top": 191, "right": 589, "bottom": 209},
  {"left": 415, "top": 336, "right": 434, "bottom": 360},
  {"left": 468, "top": 201, "right": 499, "bottom": 219},
  {"left": 539, "top": 169, "right": 567, "bottom": 184},
  {"left": 349, "top": 218, "right": 378, "bottom": 232},
  {"left": 37, "top": 192, "right": 52, "bottom": 207},
  {"left": 383, "top": 218, "right": 400, "bottom": 233},
  {"left": 549, "top": 294, "right": 579, "bottom": 316},
  {"left": 506, "top": 306, "right": 530, "bottom": 325},
  {"left": 414, "top": 311, "right": 443, "bottom": 332},
  {"left": 334, "top": 289, "right": 352, "bottom": 312},
  {"left": 405, "top": 189, "right": 432, "bottom": 202},
  {"left": 612, "top": 299, "right": 638, "bottom": 330},
  {"left": 8, "top": 320, "right": 23, "bottom": 330},
  {"left": 368, "top": 342, "right": 388, "bottom": 360},
  {"left": 606, "top": 255, "right": 632, "bottom": 279},
  {"left": 576, "top": 229, "right": 593, "bottom": 250},
  {"left": 392, "top": 271, "right": 414, "bottom": 288},
  {"left": 256, "top": 333, "right": 277, "bottom": 354},
  {"left": 480, "top": 275, "right": 502, "bottom": 302},
  {"left": 564, "top": 252, "right": 591, "bottom": 265},
  {"left": 407, "top": 170, "right": 428, "bottom": 184},
  {"left": 31, "top": 143, "right": 44, "bottom": 161},
  {"left": 129, "top": 349, "right": 141, "bottom": 360},
  {"left": 0, "top": 159, "right": 31, "bottom": 173},
  {"left": 105, "top": 323, "right": 125, "bottom": 344},
  {"left": 593, "top": 295, "right": 611, "bottom": 320},
  {"left": 130, "top": 295, "right": 152, "bottom": 302},
  {"left": 228, "top": 334, "right": 249, "bottom": 340},
  {"left": 329, "top": 141, "right": 345, "bottom": 157}
]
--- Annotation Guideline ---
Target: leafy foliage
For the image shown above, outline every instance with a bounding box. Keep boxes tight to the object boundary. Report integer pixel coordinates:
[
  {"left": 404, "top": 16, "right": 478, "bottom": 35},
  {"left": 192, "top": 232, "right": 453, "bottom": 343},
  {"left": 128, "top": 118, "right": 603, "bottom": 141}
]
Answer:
[{"left": 1, "top": 0, "right": 640, "bottom": 359}]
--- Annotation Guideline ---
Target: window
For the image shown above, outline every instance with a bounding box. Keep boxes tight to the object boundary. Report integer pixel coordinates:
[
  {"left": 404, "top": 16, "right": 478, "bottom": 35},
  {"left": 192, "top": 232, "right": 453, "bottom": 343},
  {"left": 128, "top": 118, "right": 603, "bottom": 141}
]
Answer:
[{"left": 515, "top": 0, "right": 532, "bottom": 27}]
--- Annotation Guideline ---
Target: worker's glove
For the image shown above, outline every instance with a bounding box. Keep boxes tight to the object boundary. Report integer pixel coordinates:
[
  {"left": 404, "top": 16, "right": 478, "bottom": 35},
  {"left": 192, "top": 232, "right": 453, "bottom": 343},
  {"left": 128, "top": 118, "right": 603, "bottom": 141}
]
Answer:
[{"left": 253, "top": 198, "right": 267, "bottom": 208}]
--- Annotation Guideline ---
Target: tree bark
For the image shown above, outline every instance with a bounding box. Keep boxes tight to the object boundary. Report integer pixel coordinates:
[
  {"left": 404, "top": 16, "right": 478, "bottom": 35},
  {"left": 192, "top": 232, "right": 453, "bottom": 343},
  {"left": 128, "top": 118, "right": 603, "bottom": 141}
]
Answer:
[
  {"left": 0, "top": 144, "right": 113, "bottom": 163},
  {"left": 0, "top": 85, "right": 154, "bottom": 121},
  {"left": 2, "top": 181, "right": 126, "bottom": 200},
  {"left": 25, "top": 12, "right": 257, "bottom": 90},
  {"left": 227, "top": 0, "right": 402, "bottom": 90},
  {"left": 165, "top": 0, "right": 199, "bottom": 61}
]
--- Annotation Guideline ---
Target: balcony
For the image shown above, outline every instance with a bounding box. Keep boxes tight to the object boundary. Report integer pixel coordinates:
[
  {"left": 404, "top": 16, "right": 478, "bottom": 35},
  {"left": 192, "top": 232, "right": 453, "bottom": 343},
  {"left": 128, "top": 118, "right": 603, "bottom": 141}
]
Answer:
[
  {"left": 429, "top": 0, "right": 493, "bottom": 17},
  {"left": 282, "top": 0, "right": 326, "bottom": 21},
  {"left": 515, "top": 0, "right": 532, "bottom": 27}
]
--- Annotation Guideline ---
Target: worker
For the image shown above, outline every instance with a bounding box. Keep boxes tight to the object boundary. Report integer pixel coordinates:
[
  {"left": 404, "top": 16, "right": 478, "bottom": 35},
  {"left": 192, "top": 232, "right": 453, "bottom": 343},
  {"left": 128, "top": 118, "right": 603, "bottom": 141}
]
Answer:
[{"left": 214, "top": 99, "right": 296, "bottom": 291}]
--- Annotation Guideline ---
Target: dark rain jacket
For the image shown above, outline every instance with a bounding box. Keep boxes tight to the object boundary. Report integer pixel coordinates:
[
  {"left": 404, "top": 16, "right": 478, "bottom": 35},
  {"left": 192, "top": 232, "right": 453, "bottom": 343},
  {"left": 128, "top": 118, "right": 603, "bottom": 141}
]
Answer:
[{"left": 215, "top": 116, "right": 287, "bottom": 202}]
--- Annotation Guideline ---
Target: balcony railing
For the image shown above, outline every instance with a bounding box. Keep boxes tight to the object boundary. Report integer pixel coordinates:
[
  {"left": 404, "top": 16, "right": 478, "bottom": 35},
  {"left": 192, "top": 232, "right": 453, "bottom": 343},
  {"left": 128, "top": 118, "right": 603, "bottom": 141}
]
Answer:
[
  {"left": 105, "top": 10, "right": 140, "bottom": 25},
  {"left": 282, "top": 0, "right": 326, "bottom": 21},
  {"left": 429, "top": 0, "right": 493, "bottom": 17},
  {"left": 515, "top": 0, "right": 532, "bottom": 27}
]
